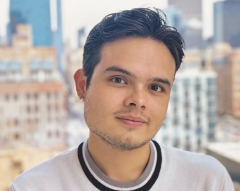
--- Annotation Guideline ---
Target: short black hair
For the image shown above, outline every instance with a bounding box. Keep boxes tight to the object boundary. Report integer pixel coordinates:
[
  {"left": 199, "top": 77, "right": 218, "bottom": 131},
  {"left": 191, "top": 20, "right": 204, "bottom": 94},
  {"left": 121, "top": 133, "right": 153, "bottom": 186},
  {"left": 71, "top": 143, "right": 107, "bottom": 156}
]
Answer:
[{"left": 83, "top": 8, "right": 185, "bottom": 89}]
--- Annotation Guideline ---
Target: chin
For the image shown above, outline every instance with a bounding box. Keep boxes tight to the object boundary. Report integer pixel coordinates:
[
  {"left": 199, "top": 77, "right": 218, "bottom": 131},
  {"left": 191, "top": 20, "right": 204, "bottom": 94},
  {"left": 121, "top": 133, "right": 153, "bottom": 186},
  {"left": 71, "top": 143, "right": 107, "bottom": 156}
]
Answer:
[{"left": 102, "top": 133, "right": 151, "bottom": 151}]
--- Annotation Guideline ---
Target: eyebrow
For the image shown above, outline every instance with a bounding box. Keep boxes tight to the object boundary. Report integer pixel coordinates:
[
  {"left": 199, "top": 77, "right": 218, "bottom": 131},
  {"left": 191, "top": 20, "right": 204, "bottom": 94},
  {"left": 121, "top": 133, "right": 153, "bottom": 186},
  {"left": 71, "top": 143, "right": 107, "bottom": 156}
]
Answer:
[
  {"left": 149, "top": 78, "right": 172, "bottom": 89},
  {"left": 103, "top": 66, "right": 171, "bottom": 89},
  {"left": 103, "top": 66, "right": 136, "bottom": 78}
]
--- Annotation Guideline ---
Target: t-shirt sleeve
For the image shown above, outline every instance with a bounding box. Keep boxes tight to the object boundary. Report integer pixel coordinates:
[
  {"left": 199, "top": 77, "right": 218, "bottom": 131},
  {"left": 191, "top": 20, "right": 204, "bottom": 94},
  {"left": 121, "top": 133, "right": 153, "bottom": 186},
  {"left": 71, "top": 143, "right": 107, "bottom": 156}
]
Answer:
[
  {"left": 221, "top": 170, "right": 236, "bottom": 191},
  {"left": 8, "top": 184, "right": 16, "bottom": 191}
]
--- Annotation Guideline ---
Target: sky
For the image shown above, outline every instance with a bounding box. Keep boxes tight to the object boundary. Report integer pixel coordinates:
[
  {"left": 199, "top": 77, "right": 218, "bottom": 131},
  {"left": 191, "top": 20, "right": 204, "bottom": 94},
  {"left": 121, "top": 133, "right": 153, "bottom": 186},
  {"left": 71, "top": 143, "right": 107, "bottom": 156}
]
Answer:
[{"left": 0, "top": 0, "right": 220, "bottom": 47}]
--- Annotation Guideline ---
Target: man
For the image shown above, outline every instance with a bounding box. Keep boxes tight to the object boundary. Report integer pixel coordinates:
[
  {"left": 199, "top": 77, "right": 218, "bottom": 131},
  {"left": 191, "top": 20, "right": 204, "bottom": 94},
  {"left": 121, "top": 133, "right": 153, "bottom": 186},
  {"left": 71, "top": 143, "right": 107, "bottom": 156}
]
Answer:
[{"left": 10, "top": 8, "right": 235, "bottom": 191}]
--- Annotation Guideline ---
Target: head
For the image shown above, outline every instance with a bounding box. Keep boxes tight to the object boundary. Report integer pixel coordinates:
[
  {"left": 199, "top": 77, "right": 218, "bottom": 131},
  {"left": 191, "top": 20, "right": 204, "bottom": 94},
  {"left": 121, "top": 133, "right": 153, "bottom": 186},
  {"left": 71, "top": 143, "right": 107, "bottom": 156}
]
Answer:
[
  {"left": 83, "top": 8, "right": 184, "bottom": 90},
  {"left": 74, "top": 8, "right": 184, "bottom": 151}
]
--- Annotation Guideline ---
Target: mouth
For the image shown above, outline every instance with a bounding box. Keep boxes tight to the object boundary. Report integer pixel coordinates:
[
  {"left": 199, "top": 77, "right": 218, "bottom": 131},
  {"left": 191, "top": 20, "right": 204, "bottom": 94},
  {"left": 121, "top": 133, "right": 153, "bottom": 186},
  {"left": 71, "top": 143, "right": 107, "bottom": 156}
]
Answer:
[{"left": 116, "top": 116, "right": 147, "bottom": 127}]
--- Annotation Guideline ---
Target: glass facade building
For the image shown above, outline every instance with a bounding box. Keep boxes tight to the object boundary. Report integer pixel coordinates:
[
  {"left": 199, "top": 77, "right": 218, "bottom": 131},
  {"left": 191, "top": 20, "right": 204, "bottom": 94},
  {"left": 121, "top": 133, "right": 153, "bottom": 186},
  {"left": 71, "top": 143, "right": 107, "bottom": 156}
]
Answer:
[
  {"left": 8, "top": 0, "right": 52, "bottom": 46},
  {"left": 168, "top": 0, "right": 202, "bottom": 21},
  {"left": 214, "top": 0, "right": 240, "bottom": 47}
]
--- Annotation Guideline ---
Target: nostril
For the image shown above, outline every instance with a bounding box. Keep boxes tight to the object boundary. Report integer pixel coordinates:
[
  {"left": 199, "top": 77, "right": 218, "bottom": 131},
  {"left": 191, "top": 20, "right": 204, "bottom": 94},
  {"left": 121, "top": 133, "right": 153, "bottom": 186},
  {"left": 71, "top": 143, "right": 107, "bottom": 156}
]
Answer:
[{"left": 130, "top": 103, "right": 136, "bottom": 106}]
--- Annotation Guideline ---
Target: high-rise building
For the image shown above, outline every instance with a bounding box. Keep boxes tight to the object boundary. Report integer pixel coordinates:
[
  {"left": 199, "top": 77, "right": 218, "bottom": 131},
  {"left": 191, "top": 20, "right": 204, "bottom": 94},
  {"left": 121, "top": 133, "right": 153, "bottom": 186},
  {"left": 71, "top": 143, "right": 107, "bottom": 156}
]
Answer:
[
  {"left": 0, "top": 24, "right": 66, "bottom": 148},
  {"left": 77, "top": 27, "right": 86, "bottom": 48},
  {"left": 181, "top": 18, "right": 203, "bottom": 49},
  {"left": 213, "top": 43, "right": 240, "bottom": 118},
  {"left": 214, "top": 0, "right": 240, "bottom": 47},
  {"left": 166, "top": 1, "right": 203, "bottom": 49},
  {"left": 168, "top": 0, "right": 202, "bottom": 21},
  {"left": 154, "top": 66, "right": 217, "bottom": 152},
  {"left": 8, "top": 0, "right": 52, "bottom": 46},
  {"left": 164, "top": 7, "right": 182, "bottom": 30},
  {"left": 53, "top": 0, "right": 64, "bottom": 72}
]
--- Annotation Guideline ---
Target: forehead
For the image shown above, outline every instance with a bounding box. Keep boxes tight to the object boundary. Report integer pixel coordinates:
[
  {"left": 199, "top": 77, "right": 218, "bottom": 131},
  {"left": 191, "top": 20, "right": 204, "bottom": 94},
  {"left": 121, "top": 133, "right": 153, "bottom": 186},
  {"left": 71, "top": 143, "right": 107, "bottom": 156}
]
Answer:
[{"left": 95, "top": 37, "right": 176, "bottom": 81}]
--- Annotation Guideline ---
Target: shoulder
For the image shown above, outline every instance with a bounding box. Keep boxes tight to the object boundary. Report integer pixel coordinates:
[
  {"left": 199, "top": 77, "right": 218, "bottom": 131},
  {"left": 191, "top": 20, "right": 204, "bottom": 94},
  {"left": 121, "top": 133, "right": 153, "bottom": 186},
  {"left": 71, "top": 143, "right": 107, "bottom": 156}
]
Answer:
[
  {"left": 10, "top": 147, "right": 79, "bottom": 190},
  {"left": 159, "top": 143, "right": 228, "bottom": 175},
  {"left": 153, "top": 142, "right": 235, "bottom": 190}
]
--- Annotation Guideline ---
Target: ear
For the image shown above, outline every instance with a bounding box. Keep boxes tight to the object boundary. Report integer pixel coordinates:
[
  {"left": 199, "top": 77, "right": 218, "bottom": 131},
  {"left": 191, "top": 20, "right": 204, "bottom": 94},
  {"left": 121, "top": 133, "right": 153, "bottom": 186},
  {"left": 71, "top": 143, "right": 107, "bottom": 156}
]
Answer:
[{"left": 74, "top": 69, "right": 86, "bottom": 101}]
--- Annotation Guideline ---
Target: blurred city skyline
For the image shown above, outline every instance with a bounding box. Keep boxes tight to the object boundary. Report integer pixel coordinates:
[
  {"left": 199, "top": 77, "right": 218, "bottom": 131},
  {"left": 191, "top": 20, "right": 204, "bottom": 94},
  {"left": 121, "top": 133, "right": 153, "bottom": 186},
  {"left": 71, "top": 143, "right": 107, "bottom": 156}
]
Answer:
[
  {"left": 0, "top": 0, "right": 240, "bottom": 190},
  {"left": 0, "top": 0, "right": 220, "bottom": 48}
]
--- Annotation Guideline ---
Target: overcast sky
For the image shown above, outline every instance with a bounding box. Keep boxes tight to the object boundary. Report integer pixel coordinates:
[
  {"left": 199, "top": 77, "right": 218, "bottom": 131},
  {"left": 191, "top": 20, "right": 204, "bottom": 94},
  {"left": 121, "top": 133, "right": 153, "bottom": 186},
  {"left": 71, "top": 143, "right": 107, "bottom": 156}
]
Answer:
[{"left": 0, "top": 0, "right": 220, "bottom": 47}]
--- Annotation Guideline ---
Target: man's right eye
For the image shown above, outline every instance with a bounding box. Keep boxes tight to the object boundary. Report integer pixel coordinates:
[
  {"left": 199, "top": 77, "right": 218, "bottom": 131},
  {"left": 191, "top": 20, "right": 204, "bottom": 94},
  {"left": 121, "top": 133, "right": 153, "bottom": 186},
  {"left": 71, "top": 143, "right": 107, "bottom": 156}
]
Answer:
[{"left": 110, "top": 77, "right": 126, "bottom": 84}]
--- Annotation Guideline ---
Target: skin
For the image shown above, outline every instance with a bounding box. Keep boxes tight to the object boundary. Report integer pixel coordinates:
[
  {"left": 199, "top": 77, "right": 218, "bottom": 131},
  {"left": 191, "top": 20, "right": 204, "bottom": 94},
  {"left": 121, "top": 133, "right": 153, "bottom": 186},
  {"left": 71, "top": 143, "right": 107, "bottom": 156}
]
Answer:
[{"left": 74, "top": 37, "right": 175, "bottom": 182}]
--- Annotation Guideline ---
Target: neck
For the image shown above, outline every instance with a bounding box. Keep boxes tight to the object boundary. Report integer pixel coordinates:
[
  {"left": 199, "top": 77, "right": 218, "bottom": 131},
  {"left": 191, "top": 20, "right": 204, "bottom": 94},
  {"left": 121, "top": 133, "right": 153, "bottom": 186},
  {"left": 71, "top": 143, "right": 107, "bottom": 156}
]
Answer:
[{"left": 87, "top": 134, "right": 151, "bottom": 182}]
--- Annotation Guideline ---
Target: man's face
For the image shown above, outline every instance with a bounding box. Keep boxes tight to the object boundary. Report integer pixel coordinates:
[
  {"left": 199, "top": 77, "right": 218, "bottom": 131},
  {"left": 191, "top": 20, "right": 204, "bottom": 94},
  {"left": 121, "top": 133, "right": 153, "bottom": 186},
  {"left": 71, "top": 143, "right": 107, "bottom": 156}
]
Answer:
[{"left": 83, "top": 37, "right": 175, "bottom": 151}]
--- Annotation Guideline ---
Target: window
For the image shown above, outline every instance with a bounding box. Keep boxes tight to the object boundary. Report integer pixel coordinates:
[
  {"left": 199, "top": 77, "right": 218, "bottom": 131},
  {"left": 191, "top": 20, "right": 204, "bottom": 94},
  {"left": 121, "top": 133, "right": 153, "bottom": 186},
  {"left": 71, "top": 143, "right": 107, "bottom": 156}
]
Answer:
[
  {"left": 26, "top": 93, "right": 31, "bottom": 100},
  {"left": 56, "top": 130, "right": 60, "bottom": 138},
  {"left": 0, "top": 60, "right": 8, "bottom": 72},
  {"left": 171, "top": 96, "right": 178, "bottom": 103},
  {"left": 55, "top": 104, "right": 58, "bottom": 111},
  {"left": 173, "top": 118, "right": 178, "bottom": 125},
  {"left": 173, "top": 106, "right": 178, "bottom": 114},
  {"left": 195, "top": 83, "right": 201, "bottom": 91},
  {"left": 207, "top": 90, "right": 214, "bottom": 96},
  {"left": 162, "top": 136, "right": 168, "bottom": 143},
  {"left": 42, "top": 60, "right": 53, "bottom": 71},
  {"left": 26, "top": 105, "right": 31, "bottom": 113},
  {"left": 197, "top": 117, "right": 201, "bottom": 125},
  {"left": 48, "top": 131, "right": 52, "bottom": 138},
  {"left": 172, "top": 85, "right": 177, "bottom": 92},
  {"left": 196, "top": 107, "right": 201, "bottom": 113},
  {"left": 183, "top": 79, "right": 190, "bottom": 87},
  {"left": 173, "top": 138, "right": 179, "bottom": 147},
  {"left": 196, "top": 95, "right": 200, "bottom": 103},
  {"left": 10, "top": 60, "right": 21, "bottom": 72},
  {"left": 55, "top": 92, "right": 58, "bottom": 99},
  {"left": 14, "top": 119, "right": 19, "bottom": 126},
  {"left": 196, "top": 127, "right": 202, "bottom": 136},
  {"left": 12, "top": 161, "right": 23, "bottom": 177},
  {"left": 184, "top": 102, "right": 190, "bottom": 109},
  {"left": 197, "top": 138, "right": 201, "bottom": 146},
  {"left": 207, "top": 78, "right": 215, "bottom": 86},
  {"left": 184, "top": 123, "right": 190, "bottom": 130},
  {"left": 34, "top": 93, "right": 38, "bottom": 100},
  {"left": 5, "top": 94, "right": 10, "bottom": 101},
  {"left": 15, "top": 133, "right": 19, "bottom": 140},
  {"left": 47, "top": 104, "right": 51, "bottom": 112},
  {"left": 5, "top": 119, "right": 11, "bottom": 127},
  {"left": 14, "top": 94, "right": 18, "bottom": 101},
  {"left": 35, "top": 105, "right": 38, "bottom": 112},
  {"left": 30, "top": 60, "right": 40, "bottom": 71}
]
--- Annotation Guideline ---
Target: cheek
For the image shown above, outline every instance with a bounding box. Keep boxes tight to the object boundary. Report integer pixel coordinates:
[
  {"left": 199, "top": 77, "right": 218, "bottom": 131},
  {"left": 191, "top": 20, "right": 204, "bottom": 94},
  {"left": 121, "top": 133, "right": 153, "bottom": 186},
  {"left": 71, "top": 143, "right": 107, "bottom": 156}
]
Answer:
[
  {"left": 85, "top": 87, "right": 122, "bottom": 119},
  {"left": 149, "top": 97, "right": 169, "bottom": 121}
]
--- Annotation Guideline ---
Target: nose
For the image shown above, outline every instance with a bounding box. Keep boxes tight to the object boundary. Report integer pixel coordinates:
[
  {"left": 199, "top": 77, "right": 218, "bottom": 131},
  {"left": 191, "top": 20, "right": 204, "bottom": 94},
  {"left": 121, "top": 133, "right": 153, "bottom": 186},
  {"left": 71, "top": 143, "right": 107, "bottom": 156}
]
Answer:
[{"left": 124, "top": 87, "right": 146, "bottom": 110}]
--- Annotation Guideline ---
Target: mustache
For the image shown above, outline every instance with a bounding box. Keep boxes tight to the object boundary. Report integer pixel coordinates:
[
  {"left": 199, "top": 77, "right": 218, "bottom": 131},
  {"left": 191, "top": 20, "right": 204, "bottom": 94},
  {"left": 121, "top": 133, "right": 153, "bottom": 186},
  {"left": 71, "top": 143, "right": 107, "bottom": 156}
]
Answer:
[{"left": 113, "top": 108, "right": 151, "bottom": 124}]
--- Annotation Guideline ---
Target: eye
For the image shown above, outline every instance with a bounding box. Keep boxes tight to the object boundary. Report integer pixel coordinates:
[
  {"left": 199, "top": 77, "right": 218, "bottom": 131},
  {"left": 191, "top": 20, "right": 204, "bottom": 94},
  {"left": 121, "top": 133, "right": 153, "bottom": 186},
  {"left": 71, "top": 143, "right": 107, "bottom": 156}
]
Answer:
[
  {"left": 111, "top": 77, "right": 126, "bottom": 84},
  {"left": 150, "top": 85, "right": 163, "bottom": 92}
]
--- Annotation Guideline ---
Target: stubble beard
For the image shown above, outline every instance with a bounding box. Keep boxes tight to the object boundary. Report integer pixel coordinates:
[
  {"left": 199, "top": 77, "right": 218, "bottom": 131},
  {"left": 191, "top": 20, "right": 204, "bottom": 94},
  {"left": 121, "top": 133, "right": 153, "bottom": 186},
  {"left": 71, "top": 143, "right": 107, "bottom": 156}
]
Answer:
[
  {"left": 84, "top": 94, "right": 161, "bottom": 152},
  {"left": 89, "top": 127, "right": 152, "bottom": 151}
]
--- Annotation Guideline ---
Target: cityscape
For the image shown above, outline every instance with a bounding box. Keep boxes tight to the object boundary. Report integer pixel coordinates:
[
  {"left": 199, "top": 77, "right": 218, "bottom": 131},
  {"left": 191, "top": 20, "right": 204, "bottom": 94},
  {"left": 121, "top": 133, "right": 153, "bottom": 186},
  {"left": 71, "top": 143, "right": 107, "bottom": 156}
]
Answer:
[{"left": 0, "top": 0, "right": 240, "bottom": 190}]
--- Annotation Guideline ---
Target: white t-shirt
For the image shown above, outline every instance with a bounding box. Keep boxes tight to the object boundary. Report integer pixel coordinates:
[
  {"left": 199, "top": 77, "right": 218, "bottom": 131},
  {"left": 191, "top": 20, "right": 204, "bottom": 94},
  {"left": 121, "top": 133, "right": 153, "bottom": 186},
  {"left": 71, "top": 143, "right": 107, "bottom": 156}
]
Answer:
[{"left": 9, "top": 140, "right": 235, "bottom": 191}]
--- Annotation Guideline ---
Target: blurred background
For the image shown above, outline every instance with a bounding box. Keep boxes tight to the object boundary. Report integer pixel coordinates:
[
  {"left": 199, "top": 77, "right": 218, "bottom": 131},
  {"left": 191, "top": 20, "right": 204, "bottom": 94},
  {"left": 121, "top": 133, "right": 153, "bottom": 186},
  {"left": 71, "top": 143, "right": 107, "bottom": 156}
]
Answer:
[{"left": 0, "top": 0, "right": 240, "bottom": 190}]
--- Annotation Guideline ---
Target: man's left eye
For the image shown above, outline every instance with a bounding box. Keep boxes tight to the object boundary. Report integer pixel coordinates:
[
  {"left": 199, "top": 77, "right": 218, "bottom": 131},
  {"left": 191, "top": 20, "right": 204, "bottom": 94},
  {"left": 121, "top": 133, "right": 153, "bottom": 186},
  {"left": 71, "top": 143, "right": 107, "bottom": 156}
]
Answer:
[
  {"left": 111, "top": 77, "right": 126, "bottom": 84},
  {"left": 150, "top": 85, "right": 162, "bottom": 92}
]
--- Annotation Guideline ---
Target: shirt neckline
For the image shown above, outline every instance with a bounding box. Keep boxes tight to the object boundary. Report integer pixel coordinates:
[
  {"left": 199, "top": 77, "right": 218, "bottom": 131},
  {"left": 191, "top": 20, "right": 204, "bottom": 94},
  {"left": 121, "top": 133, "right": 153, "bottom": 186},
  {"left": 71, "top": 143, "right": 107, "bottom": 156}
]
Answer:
[{"left": 77, "top": 140, "right": 162, "bottom": 191}]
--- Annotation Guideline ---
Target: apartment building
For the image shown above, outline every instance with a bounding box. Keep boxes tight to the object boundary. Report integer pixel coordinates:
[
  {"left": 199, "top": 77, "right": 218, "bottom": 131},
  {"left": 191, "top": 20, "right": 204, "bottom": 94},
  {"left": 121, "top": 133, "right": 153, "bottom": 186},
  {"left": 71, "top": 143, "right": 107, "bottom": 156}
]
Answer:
[
  {"left": 155, "top": 67, "right": 217, "bottom": 152},
  {"left": 213, "top": 43, "right": 240, "bottom": 118},
  {"left": 0, "top": 24, "right": 66, "bottom": 148}
]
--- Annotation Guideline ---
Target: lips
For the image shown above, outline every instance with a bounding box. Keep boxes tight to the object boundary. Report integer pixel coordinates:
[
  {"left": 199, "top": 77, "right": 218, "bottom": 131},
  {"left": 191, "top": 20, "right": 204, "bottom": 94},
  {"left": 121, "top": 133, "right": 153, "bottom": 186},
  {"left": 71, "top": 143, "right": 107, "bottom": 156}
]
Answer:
[{"left": 116, "top": 116, "right": 147, "bottom": 127}]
